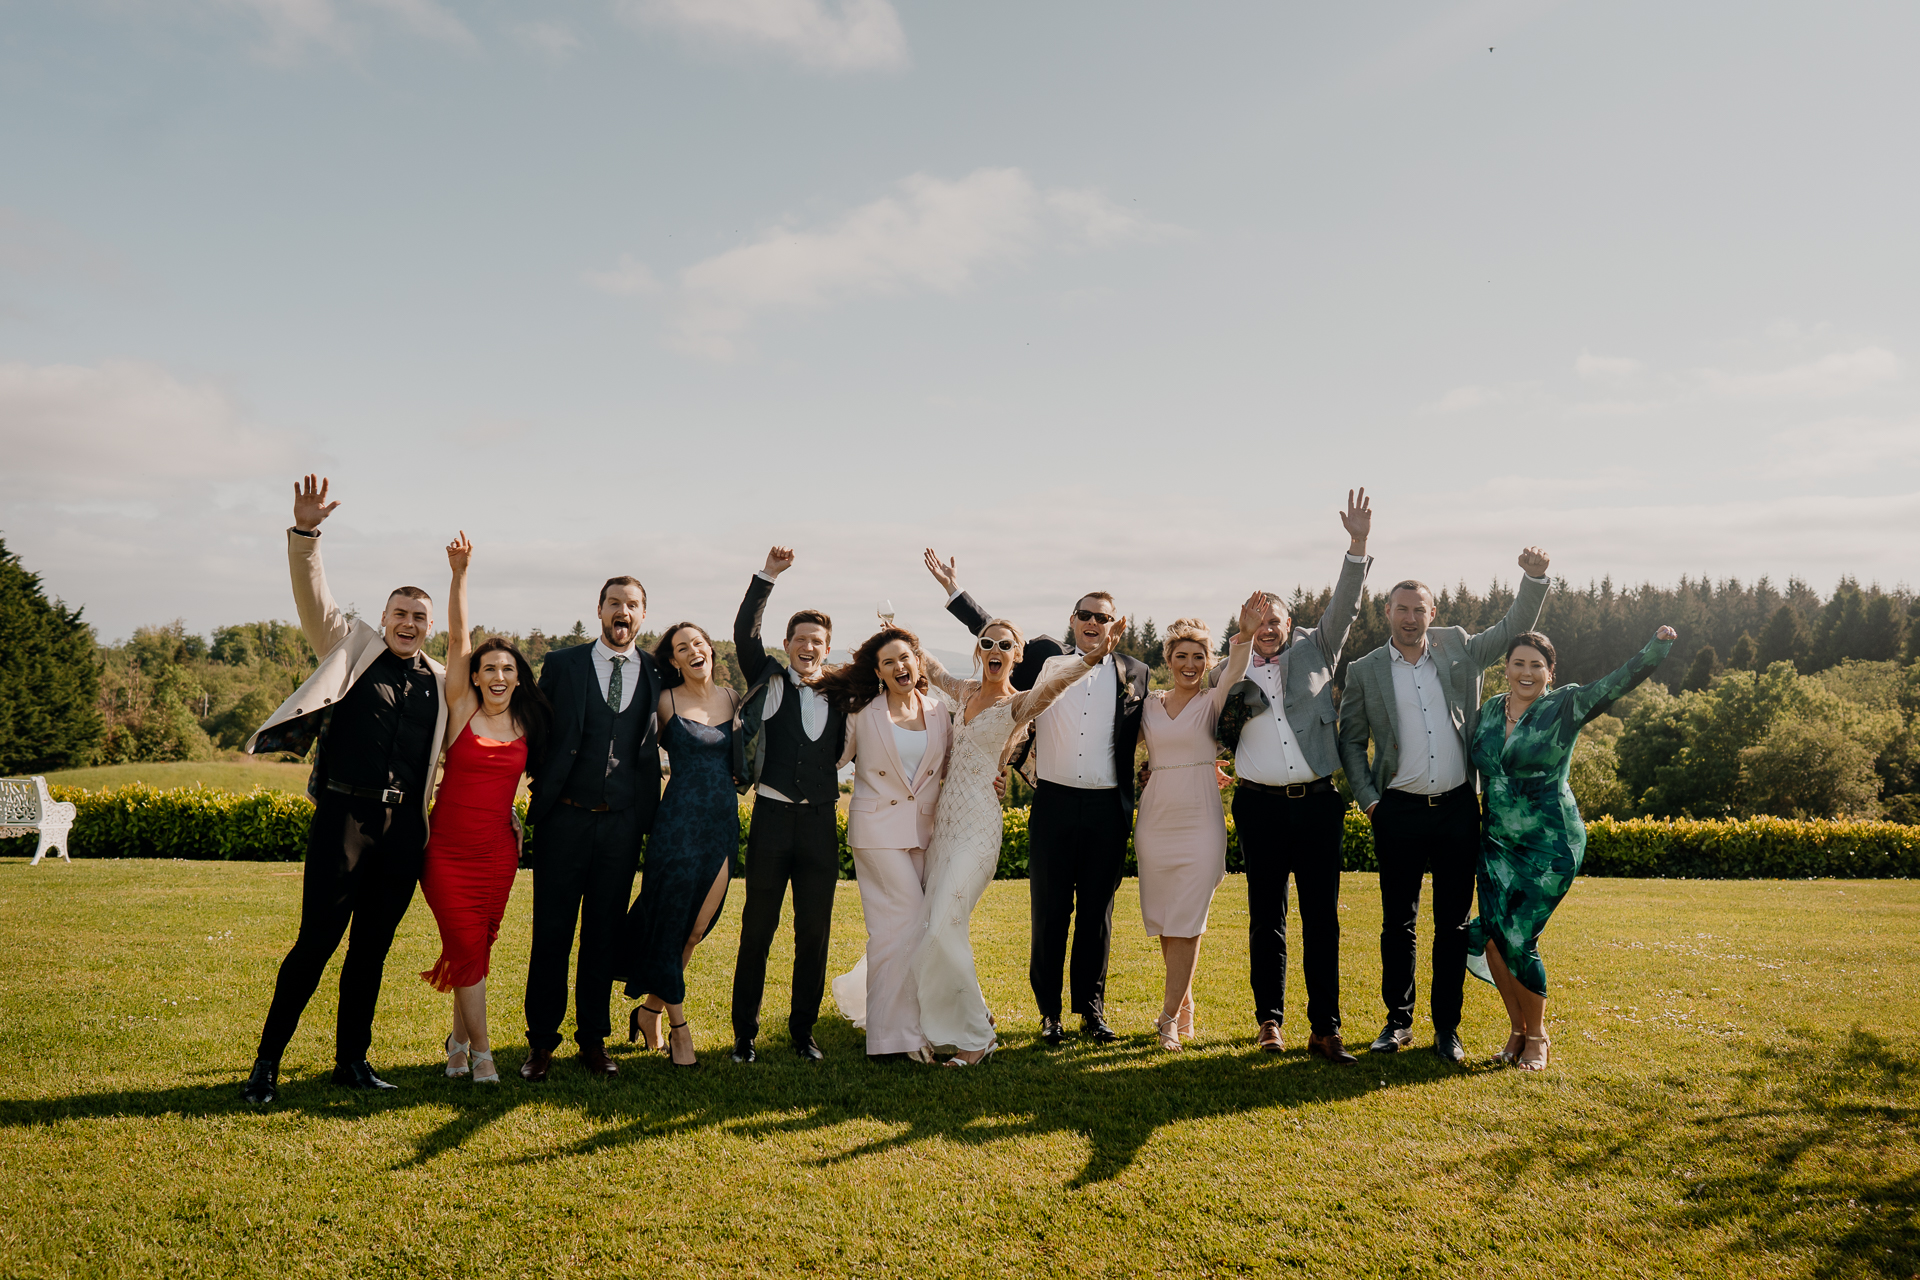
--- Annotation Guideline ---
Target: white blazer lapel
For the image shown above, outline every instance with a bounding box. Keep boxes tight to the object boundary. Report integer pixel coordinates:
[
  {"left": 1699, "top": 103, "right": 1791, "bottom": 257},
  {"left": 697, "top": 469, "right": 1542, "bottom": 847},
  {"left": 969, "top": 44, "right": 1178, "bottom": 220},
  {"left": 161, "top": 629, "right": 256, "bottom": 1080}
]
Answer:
[
  {"left": 866, "top": 697, "right": 908, "bottom": 787},
  {"left": 912, "top": 693, "right": 948, "bottom": 793}
]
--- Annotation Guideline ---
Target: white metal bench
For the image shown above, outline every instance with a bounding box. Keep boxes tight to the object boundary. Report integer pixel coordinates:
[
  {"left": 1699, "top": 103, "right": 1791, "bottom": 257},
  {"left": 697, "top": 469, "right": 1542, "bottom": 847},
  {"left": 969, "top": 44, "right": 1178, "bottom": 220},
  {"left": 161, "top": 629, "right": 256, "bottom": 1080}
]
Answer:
[{"left": 0, "top": 776, "right": 77, "bottom": 865}]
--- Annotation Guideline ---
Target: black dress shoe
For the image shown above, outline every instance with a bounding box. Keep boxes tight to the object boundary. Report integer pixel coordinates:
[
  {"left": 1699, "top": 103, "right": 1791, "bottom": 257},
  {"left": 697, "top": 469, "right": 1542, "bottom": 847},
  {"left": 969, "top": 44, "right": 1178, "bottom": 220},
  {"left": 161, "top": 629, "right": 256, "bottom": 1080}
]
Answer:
[
  {"left": 331, "top": 1060, "right": 397, "bottom": 1090},
  {"left": 1432, "top": 1032, "right": 1467, "bottom": 1065},
  {"left": 1039, "top": 1017, "right": 1067, "bottom": 1047},
  {"left": 241, "top": 1057, "right": 279, "bottom": 1104},
  {"left": 1369, "top": 1025, "right": 1414, "bottom": 1053},
  {"left": 730, "top": 1040, "right": 757, "bottom": 1063},
  {"left": 792, "top": 1037, "right": 824, "bottom": 1062},
  {"left": 1080, "top": 1014, "right": 1119, "bottom": 1044}
]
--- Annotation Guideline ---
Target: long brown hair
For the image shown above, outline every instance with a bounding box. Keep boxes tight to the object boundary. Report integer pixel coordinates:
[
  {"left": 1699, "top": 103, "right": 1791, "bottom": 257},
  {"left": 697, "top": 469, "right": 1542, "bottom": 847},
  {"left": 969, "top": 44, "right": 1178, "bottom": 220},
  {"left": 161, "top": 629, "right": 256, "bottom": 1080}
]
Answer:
[
  {"left": 467, "top": 637, "right": 553, "bottom": 760},
  {"left": 814, "top": 626, "right": 930, "bottom": 713}
]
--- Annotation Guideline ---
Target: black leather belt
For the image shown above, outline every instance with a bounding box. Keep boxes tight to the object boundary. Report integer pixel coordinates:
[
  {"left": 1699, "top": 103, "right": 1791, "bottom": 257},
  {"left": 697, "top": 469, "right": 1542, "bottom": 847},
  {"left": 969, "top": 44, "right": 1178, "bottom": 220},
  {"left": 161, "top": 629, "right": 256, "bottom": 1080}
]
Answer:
[
  {"left": 1237, "top": 777, "right": 1335, "bottom": 799},
  {"left": 1385, "top": 783, "right": 1474, "bottom": 808},
  {"left": 559, "top": 796, "right": 612, "bottom": 813},
  {"left": 326, "top": 780, "right": 407, "bottom": 806}
]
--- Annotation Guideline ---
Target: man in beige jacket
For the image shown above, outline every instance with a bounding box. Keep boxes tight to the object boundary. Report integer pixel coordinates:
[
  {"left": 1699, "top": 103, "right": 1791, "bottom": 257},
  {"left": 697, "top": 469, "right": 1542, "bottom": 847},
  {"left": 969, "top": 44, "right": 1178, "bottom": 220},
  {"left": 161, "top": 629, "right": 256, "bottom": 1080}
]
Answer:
[{"left": 240, "top": 475, "right": 448, "bottom": 1105}]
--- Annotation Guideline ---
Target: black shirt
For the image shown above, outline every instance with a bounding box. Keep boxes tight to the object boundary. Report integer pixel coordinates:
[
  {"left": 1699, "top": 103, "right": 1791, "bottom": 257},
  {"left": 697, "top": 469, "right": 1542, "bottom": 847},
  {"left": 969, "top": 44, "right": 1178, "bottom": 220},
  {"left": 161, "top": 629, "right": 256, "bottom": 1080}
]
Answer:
[{"left": 320, "top": 647, "right": 439, "bottom": 797}]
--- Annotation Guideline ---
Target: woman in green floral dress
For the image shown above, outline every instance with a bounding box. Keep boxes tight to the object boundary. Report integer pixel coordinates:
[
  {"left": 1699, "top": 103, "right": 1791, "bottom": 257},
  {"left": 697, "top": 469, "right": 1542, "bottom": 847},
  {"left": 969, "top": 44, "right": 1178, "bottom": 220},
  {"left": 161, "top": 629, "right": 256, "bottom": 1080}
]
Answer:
[{"left": 1465, "top": 626, "right": 1676, "bottom": 1071}]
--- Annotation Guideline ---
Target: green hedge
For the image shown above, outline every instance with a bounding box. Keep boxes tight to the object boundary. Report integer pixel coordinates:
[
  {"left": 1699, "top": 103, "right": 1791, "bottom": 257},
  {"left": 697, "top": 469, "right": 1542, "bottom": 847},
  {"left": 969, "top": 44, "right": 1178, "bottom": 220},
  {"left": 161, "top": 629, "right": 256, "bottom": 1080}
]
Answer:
[
  {"left": 1, "top": 784, "right": 313, "bottom": 861},
  {"left": 7, "top": 785, "right": 1915, "bottom": 881},
  {"left": 1582, "top": 816, "right": 1920, "bottom": 879}
]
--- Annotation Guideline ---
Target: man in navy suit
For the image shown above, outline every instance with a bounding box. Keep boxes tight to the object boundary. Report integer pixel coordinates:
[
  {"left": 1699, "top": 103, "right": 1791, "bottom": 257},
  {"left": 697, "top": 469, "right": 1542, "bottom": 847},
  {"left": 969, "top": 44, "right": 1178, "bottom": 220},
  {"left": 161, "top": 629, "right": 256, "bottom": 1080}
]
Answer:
[{"left": 520, "top": 576, "right": 662, "bottom": 1081}]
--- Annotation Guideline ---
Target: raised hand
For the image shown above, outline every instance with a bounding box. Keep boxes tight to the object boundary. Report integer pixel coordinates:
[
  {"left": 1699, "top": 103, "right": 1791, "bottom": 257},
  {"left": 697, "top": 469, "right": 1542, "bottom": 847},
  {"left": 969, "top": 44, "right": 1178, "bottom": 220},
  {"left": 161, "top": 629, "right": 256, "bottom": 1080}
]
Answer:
[
  {"left": 447, "top": 531, "right": 472, "bottom": 574},
  {"left": 1236, "top": 589, "right": 1268, "bottom": 641},
  {"left": 923, "top": 548, "right": 958, "bottom": 595},
  {"left": 764, "top": 545, "right": 796, "bottom": 577},
  {"left": 1085, "top": 618, "right": 1124, "bottom": 665},
  {"left": 1656, "top": 625, "right": 1677, "bottom": 641},
  {"left": 1339, "top": 487, "right": 1371, "bottom": 547},
  {"left": 293, "top": 474, "right": 340, "bottom": 531},
  {"left": 1518, "top": 545, "right": 1551, "bottom": 577}
]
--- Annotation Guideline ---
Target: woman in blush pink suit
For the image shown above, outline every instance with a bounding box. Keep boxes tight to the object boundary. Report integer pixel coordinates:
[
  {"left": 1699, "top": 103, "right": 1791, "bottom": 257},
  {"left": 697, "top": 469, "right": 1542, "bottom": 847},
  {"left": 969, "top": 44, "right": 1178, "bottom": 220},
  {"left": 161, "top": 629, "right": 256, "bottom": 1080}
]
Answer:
[{"left": 1130, "top": 593, "right": 1263, "bottom": 1050}]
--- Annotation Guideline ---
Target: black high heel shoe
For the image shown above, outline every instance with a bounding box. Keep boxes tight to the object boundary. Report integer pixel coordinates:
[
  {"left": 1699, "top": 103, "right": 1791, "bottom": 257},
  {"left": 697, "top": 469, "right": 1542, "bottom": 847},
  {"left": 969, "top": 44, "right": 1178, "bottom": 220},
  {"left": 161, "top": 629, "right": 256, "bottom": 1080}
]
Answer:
[
  {"left": 628, "top": 1001, "right": 666, "bottom": 1050},
  {"left": 668, "top": 1018, "right": 699, "bottom": 1069}
]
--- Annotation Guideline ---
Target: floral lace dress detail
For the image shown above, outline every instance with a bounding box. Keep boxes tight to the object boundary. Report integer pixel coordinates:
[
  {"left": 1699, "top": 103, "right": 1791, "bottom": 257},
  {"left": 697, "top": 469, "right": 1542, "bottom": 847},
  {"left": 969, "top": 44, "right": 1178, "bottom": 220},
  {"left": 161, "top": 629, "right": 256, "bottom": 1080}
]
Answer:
[{"left": 910, "top": 658, "right": 1087, "bottom": 1053}]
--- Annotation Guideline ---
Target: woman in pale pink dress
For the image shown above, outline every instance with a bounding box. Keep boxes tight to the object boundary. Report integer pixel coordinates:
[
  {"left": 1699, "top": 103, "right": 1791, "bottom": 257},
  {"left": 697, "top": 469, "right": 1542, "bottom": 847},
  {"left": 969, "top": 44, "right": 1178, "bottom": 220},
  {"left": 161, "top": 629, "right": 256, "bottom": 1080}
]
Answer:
[{"left": 1131, "top": 594, "right": 1262, "bottom": 1050}]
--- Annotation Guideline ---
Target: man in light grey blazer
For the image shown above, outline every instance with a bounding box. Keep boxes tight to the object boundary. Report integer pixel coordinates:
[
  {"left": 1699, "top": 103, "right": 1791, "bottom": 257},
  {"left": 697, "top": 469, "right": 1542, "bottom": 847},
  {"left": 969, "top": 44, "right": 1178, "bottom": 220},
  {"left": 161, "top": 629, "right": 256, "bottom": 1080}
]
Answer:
[
  {"left": 1337, "top": 549, "right": 1550, "bottom": 1064},
  {"left": 1214, "top": 490, "right": 1372, "bottom": 1063}
]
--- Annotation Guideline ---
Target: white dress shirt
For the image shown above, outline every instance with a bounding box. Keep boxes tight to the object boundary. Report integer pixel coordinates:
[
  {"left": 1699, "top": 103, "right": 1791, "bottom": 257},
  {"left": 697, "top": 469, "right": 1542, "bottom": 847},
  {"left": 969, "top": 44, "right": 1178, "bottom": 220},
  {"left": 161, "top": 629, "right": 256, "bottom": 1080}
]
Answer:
[
  {"left": 1231, "top": 654, "right": 1317, "bottom": 786},
  {"left": 757, "top": 665, "right": 832, "bottom": 804},
  {"left": 1385, "top": 642, "right": 1468, "bottom": 796},
  {"left": 1035, "top": 653, "right": 1118, "bottom": 789},
  {"left": 591, "top": 637, "right": 641, "bottom": 712}
]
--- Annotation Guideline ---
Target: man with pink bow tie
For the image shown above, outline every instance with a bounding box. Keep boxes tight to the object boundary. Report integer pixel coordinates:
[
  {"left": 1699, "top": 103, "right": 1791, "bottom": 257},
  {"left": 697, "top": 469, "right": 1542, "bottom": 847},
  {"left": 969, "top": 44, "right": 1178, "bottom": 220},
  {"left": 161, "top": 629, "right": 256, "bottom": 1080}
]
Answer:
[{"left": 1213, "top": 490, "right": 1373, "bottom": 1064}]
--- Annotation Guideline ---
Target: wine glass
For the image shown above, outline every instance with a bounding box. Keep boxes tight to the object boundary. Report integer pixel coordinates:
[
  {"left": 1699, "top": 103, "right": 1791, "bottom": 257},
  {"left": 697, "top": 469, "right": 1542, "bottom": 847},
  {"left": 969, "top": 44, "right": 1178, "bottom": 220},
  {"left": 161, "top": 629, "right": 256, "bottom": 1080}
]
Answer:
[{"left": 876, "top": 599, "right": 895, "bottom": 627}]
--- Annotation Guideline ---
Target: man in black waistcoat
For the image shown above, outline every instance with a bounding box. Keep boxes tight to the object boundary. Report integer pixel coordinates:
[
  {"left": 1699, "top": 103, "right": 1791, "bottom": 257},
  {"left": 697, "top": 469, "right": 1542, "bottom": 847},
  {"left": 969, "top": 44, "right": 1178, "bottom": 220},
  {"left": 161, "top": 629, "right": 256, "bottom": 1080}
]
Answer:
[
  {"left": 240, "top": 475, "right": 448, "bottom": 1105},
  {"left": 520, "top": 574, "right": 662, "bottom": 1080},
  {"left": 727, "top": 545, "right": 846, "bottom": 1063}
]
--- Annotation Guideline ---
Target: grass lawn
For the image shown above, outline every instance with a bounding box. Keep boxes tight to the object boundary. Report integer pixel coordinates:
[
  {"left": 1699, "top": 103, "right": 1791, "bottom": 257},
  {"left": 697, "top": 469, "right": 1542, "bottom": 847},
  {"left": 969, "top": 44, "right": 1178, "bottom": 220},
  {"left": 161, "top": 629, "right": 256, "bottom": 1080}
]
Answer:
[
  {"left": 41, "top": 759, "right": 314, "bottom": 794},
  {"left": 0, "top": 860, "right": 1914, "bottom": 1278}
]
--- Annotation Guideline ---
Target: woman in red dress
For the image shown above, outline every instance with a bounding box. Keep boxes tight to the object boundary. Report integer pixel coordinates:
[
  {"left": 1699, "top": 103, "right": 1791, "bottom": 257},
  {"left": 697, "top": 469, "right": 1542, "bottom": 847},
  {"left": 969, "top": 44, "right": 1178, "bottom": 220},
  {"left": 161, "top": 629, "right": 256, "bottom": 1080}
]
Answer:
[{"left": 420, "top": 533, "right": 550, "bottom": 1085}]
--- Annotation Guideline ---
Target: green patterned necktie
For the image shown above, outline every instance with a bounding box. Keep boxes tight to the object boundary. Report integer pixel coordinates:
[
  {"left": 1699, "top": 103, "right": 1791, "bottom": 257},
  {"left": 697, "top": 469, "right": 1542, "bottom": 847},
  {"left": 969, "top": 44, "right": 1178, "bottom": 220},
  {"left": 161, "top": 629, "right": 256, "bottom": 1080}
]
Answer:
[{"left": 607, "top": 655, "right": 625, "bottom": 713}]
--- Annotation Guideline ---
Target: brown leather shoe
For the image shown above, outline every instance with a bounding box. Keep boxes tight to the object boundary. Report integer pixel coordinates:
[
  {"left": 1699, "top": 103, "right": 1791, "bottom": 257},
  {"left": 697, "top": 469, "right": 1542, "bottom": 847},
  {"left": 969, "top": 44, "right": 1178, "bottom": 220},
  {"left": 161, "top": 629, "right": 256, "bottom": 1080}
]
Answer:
[
  {"left": 1308, "top": 1032, "right": 1358, "bottom": 1065},
  {"left": 1257, "top": 1020, "right": 1284, "bottom": 1053},
  {"left": 519, "top": 1046, "right": 554, "bottom": 1082},
  {"left": 578, "top": 1042, "right": 619, "bottom": 1076}
]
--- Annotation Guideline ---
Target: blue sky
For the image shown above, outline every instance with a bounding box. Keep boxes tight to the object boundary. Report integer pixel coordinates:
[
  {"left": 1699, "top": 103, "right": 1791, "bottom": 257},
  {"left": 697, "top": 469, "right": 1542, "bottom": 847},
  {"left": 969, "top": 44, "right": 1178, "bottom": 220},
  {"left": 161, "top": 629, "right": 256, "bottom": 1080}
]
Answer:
[{"left": 3, "top": 0, "right": 1916, "bottom": 651}]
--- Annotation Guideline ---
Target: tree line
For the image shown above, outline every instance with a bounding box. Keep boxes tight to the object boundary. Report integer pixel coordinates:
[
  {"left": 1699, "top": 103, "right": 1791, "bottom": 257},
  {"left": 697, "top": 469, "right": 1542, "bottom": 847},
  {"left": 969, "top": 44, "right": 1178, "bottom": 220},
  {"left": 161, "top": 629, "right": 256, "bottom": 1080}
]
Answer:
[{"left": 2, "top": 536, "right": 1913, "bottom": 823}]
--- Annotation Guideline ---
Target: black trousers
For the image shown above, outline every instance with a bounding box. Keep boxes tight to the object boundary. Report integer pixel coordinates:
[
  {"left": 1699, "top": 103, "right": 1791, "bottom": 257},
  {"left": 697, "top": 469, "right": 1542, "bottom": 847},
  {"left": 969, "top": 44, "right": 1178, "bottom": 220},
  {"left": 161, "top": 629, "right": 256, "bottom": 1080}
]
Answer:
[
  {"left": 1231, "top": 785, "right": 1346, "bottom": 1036},
  {"left": 523, "top": 804, "right": 640, "bottom": 1053},
  {"left": 1372, "top": 784, "right": 1480, "bottom": 1037},
  {"left": 257, "top": 793, "right": 423, "bottom": 1064},
  {"left": 730, "top": 797, "right": 839, "bottom": 1045},
  {"left": 1027, "top": 781, "right": 1129, "bottom": 1021}
]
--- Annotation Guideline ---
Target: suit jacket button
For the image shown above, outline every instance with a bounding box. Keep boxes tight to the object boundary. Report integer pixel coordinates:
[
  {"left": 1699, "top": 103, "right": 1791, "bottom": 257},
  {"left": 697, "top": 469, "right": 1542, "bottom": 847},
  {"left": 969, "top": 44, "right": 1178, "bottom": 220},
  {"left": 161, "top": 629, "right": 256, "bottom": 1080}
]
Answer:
[
  {"left": 878, "top": 770, "right": 886, "bottom": 776},
  {"left": 890, "top": 799, "right": 897, "bottom": 805}
]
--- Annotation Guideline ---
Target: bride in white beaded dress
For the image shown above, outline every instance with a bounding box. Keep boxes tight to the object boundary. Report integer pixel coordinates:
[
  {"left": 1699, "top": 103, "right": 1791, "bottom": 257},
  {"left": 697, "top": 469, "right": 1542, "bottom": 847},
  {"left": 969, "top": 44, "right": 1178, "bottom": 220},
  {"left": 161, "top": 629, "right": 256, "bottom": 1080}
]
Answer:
[{"left": 911, "top": 552, "right": 1119, "bottom": 1065}]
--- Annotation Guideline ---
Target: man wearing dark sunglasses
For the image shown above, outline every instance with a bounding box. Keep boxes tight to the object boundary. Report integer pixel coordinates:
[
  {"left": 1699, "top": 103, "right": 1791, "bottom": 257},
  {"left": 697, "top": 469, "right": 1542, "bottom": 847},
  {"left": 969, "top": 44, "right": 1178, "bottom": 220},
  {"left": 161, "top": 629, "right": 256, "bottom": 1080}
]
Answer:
[{"left": 924, "top": 550, "right": 1152, "bottom": 1047}]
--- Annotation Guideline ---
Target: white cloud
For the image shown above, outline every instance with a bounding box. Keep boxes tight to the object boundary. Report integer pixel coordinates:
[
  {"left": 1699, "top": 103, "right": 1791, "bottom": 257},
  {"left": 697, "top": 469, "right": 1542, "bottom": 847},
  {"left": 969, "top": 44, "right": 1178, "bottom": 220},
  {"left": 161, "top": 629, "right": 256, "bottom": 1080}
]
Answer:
[
  {"left": 0, "top": 360, "right": 300, "bottom": 504},
  {"left": 511, "top": 21, "right": 581, "bottom": 58},
  {"left": 619, "top": 0, "right": 908, "bottom": 73},
  {"left": 1766, "top": 417, "right": 1920, "bottom": 477},
  {"left": 1575, "top": 350, "right": 1642, "bottom": 379},
  {"left": 1426, "top": 384, "right": 1507, "bottom": 413},
  {"left": 218, "top": 0, "right": 474, "bottom": 59},
  {"left": 649, "top": 168, "right": 1177, "bottom": 359},
  {"left": 1699, "top": 345, "right": 1902, "bottom": 400},
  {"left": 583, "top": 253, "right": 663, "bottom": 296}
]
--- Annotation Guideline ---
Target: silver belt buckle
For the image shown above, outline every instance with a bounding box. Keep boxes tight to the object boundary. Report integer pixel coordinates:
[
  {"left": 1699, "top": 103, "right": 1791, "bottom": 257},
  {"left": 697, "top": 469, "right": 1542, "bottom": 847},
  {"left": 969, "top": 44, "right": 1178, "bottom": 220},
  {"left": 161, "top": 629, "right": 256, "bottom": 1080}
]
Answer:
[{"left": 380, "top": 787, "right": 405, "bottom": 806}]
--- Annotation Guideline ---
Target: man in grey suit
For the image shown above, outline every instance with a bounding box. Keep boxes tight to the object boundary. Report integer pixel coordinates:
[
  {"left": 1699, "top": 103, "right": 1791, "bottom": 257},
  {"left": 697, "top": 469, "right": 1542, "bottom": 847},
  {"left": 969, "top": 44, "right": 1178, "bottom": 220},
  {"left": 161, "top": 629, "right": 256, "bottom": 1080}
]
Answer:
[
  {"left": 1337, "top": 549, "right": 1550, "bottom": 1064},
  {"left": 1216, "top": 490, "right": 1372, "bottom": 1063}
]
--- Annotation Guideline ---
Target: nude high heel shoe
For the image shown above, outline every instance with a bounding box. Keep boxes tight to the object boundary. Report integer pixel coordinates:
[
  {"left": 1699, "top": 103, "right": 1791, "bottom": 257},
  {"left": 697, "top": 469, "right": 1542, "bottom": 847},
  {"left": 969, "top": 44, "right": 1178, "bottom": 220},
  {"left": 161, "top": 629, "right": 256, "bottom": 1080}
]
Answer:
[
  {"left": 1154, "top": 1013, "right": 1183, "bottom": 1052},
  {"left": 1517, "top": 1034, "right": 1552, "bottom": 1072}
]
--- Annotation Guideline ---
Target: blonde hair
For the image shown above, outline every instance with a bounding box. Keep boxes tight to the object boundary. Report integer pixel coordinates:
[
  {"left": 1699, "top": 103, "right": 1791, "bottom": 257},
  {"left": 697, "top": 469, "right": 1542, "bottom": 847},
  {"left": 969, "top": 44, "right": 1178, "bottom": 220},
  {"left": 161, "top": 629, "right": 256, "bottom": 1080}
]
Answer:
[
  {"left": 1161, "top": 617, "right": 1212, "bottom": 667},
  {"left": 973, "top": 617, "right": 1026, "bottom": 678}
]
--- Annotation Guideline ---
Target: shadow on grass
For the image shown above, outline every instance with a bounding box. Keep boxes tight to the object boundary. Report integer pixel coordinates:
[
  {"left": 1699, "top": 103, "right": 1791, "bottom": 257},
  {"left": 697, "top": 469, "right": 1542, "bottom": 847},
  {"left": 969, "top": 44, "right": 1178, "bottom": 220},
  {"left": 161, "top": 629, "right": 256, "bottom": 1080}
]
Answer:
[
  {"left": 0, "top": 1025, "right": 1472, "bottom": 1188},
  {"left": 1480, "top": 1026, "right": 1918, "bottom": 1279}
]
